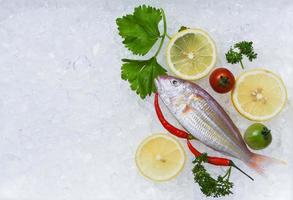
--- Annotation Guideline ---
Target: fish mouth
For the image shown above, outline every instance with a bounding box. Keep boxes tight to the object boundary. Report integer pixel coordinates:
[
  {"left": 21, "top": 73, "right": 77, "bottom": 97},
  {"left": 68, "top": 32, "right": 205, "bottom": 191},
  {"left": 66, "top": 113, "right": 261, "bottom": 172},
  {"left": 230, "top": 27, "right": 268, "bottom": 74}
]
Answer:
[
  {"left": 154, "top": 78, "right": 161, "bottom": 94},
  {"left": 154, "top": 76, "right": 162, "bottom": 93},
  {"left": 155, "top": 75, "right": 169, "bottom": 93}
]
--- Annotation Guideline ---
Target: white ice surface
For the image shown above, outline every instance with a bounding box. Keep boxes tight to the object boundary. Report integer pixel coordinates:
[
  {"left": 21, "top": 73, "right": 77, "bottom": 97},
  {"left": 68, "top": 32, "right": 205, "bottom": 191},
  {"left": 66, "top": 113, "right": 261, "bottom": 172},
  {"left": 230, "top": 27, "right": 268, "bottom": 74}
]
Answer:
[{"left": 0, "top": 0, "right": 292, "bottom": 199}]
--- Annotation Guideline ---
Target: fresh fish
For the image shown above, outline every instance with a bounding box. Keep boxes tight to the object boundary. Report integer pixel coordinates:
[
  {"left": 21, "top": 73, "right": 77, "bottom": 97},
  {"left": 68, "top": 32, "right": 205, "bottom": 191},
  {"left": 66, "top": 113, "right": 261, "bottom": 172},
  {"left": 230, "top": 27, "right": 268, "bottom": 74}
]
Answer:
[{"left": 155, "top": 75, "right": 280, "bottom": 173}]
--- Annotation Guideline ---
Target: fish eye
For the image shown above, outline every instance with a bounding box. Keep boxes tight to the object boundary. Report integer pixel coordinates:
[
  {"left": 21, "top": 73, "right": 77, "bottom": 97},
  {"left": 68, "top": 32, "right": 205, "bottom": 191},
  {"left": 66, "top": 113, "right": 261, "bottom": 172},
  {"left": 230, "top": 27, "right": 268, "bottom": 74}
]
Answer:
[{"left": 171, "top": 79, "right": 180, "bottom": 87}]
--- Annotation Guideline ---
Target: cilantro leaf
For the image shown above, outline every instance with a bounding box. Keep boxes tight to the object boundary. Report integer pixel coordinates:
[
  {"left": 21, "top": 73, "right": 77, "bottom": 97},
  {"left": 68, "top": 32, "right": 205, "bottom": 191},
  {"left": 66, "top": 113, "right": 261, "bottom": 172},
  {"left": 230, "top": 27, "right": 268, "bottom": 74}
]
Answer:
[
  {"left": 121, "top": 57, "right": 167, "bottom": 99},
  {"left": 117, "top": 5, "right": 168, "bottom": 99},
  {"left": 116, "top": 5, "right": 162, "bottom": 55}
]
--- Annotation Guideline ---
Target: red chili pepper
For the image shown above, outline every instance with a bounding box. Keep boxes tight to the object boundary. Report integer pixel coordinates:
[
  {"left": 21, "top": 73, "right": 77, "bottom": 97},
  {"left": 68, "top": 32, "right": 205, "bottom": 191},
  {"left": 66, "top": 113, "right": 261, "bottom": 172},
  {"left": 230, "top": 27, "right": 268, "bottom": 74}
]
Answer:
[
  {"left": 187, "top": 139, "right": 230, "bottom": 166},
  {"left": 154, "top": 93, "right": 192, "bottom": 139},
  {"left": 154, "top": 93, "right": 254, "bottom": 181},
  {"left": 186, "top": 134, "right": 253, "bottom": 180}
]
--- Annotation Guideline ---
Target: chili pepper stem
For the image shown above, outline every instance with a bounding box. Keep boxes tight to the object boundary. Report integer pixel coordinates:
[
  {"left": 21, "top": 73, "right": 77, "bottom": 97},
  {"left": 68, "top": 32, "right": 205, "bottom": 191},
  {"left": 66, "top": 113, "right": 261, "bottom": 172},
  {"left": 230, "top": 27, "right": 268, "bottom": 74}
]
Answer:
[
  {"left": 227, "top": 167, "right": 232, "bottom": 180},
  {"left": 230, "top": 161, "right": 254, "bottom": 181},
  {"left": 188, "top": 134, "right": 197, "bottom": 140}
]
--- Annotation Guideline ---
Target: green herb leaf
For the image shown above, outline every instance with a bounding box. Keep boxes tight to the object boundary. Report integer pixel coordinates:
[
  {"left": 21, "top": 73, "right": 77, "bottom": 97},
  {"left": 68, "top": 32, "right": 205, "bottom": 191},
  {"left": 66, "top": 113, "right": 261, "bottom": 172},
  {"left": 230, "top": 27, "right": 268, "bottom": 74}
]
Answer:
[
  {"left": 116, "top": 5, "right": 162, "bottom": 55},
  {"left": 121, "top": 57, "right": 167, "bottom": 99},
  {"left": 234, "top": 41, "right": 257, "bottom": 61},
  {"left": 225, "top": 41, "right": 257, "bottom": 69},
  {"left": 192, "top": 153, "right": 233, "bottom": 198},
  {"left": 178, "top": 26, "right": 188, "bottom": 32},
  {"left": 226, "top": 48, "right": 242, "bottom": 64}
]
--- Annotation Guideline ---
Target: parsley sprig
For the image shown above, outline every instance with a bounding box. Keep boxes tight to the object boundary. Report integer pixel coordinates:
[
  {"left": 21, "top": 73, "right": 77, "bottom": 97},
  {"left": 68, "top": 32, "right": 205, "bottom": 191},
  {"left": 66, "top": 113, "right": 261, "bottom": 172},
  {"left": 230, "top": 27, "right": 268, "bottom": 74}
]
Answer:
[
  {"left": 116, "top": 5, "right": 168, "bottom": 99},
  {"left": 192, "top": 153, "right": 233, "bottom": 198},
  {"left": 225, "top": 41, "right": 257, "bottom": 69}
]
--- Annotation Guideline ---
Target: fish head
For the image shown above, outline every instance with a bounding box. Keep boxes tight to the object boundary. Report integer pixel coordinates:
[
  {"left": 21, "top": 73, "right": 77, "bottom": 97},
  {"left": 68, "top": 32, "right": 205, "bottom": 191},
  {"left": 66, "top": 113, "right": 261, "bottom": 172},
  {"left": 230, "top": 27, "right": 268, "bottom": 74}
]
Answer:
[
  {"left": 155, "top": 75, "right": 187, "bottom": 95},
  {"left": 155, "top": 75, "right": 193, "bottom": 111}
]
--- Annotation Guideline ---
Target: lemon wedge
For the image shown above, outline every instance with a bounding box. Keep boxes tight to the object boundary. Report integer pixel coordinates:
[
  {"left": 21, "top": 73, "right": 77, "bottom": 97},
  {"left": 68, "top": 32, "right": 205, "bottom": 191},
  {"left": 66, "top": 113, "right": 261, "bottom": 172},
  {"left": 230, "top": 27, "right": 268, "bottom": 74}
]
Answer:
[
  {"left": 232, "top": 69, "right": 287, "bottom": 121},
  {"left": 135, "top": 134, "right": 185, "bottom": 181},
  {"left": 166, "top": 28, "right": 217, "bottom": 80}
]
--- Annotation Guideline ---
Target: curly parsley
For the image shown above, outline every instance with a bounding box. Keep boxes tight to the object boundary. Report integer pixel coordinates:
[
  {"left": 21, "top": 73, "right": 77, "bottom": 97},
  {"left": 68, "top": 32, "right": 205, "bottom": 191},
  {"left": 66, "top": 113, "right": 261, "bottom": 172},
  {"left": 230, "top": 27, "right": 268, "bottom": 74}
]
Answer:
[
  {"left": 225, "top": 41, "right": 257, "bottom": 69},
  {"left": 192, "top": 153, "right": 234, "bottom": 198}
]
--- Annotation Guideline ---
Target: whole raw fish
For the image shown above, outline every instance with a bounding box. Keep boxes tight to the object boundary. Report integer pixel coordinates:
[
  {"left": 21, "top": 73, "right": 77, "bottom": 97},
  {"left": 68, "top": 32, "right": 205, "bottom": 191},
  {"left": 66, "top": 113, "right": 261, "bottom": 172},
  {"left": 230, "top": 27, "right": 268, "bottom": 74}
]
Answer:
[{"left": 155, "top": 75, "right": 279, "bottom": 173}]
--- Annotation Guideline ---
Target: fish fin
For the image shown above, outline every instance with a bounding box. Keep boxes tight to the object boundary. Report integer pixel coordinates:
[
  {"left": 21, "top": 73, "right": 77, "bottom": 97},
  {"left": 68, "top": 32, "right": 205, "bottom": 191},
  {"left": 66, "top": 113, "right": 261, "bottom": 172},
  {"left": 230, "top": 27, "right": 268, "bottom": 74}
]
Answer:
[
  {"left": 247, "top": 153, "right": 286, "bottom": 174},
  {"left": 183, "top": 94, "right": 202, "bottom": 114},
  {"left": 187, "top": 94, "right": 202, "bottom": 104},
  {"left": 182, "top": 105, "right": 192, "bottom": 114}
]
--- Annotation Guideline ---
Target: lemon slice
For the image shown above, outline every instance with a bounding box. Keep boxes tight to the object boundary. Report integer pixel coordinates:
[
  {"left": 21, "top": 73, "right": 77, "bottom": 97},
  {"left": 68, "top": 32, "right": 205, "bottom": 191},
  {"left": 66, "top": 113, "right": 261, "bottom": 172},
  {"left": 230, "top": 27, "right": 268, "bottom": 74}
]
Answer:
[
  {"left": 232, "top": 69, "right": 287, "bottom": 121},
  {"left": 166, "top": 28, "right": 217, "bottom": 80},
  {"left": 135, "top": 134, "right": 185, "bottom": 181}
]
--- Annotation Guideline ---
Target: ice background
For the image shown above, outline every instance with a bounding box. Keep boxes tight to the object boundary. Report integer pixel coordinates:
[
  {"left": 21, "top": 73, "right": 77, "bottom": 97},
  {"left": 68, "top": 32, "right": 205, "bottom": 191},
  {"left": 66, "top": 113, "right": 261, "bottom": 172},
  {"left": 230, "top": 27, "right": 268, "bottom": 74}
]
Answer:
[{"left": 0, "top": 0, "right": 292, "bottom": 199}]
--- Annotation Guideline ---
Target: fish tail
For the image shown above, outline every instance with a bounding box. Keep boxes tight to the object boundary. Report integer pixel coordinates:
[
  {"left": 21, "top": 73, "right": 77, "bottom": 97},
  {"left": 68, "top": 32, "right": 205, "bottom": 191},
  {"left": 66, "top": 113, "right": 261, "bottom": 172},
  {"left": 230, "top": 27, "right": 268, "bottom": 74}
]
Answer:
[{"left": 247, "top": 153, "right": 287, "bottom": 174}]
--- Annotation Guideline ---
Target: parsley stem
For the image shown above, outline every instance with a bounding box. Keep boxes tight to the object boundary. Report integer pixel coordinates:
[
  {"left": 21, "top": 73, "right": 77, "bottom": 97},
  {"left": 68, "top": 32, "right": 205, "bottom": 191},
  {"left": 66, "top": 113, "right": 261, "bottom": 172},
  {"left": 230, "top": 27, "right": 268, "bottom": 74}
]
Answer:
[
  {"left": 222, "top": 167, "right": 232, "bottom": 180},
  {"left": 227, "top": 167, "right": 232, "bottom": 179},
  {"left": 154, "top": 9, "right": 167, "bottom": 57},
  {"left": 240, "top": 60, "right": 244, "bottom": 69},
  {"left": 166, "top": 33, "right": 171, "bottom": 40}
]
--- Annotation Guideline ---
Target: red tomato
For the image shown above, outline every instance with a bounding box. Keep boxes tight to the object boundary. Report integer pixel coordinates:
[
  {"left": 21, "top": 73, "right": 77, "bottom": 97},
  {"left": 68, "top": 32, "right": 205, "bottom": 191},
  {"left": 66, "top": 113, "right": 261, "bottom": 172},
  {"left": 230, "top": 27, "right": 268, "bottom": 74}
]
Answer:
[{"left": 209, "top": 68, "right": 235, "bottom": 93}]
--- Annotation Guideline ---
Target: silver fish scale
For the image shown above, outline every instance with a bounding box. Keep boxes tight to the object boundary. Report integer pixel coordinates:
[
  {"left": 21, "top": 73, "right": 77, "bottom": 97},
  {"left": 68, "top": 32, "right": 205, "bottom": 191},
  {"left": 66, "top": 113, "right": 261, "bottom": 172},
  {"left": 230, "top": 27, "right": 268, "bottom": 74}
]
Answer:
[
  {"left": 180, "top": 110, "right": 242, "bottom": 158},
  {"left": 193, "top": 97, "right": 239, "bottom": 142},
  {"left": 189, "top": 98, "right": 246, "bottom": 158}
]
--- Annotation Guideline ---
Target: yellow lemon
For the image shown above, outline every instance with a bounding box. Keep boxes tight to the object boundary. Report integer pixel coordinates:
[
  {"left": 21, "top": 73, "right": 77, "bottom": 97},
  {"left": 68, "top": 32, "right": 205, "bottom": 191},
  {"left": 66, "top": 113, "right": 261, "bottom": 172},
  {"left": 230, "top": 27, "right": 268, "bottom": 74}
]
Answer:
[
  {"left": 135, "top": 134, "right": 185, "bottom": 181},
  {"left": 166, "top": 28, "right": 217, "bottom": 80},
  {"left": 232, "top": 69, "right": 287, "bottom": 121}
]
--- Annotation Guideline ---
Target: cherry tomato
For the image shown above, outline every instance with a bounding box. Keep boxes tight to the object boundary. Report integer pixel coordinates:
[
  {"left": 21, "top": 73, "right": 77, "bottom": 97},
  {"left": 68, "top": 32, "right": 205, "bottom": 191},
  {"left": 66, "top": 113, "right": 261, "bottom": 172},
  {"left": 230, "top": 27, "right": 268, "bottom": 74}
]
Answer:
[
  {"left": 244, "top": 123, "right": 272, "bottom": 150},
  {"left": 209, "top": 68, "right": 235, "bottom": 93}
]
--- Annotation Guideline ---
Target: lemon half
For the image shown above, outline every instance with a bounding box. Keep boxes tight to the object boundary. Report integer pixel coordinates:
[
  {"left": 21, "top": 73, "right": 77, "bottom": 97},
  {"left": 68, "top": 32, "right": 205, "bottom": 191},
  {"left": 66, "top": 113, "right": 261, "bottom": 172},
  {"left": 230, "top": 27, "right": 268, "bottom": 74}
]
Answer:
[
  {"left": 135, "top": 134, "right": 185, "bottom": 182},
  {"left": 166, "top": 28, "right": 217, "bottom": 80},
  {"left": 232, "top": 69, "right": 287, "bottom": 121}
]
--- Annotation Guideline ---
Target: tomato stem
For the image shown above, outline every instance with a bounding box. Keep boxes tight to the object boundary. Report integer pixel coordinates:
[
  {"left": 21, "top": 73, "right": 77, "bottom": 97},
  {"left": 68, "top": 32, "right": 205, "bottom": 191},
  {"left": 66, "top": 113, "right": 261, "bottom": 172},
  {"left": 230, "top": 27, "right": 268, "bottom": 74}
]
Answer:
[
  {"left": 261, "top": 127, "right": 271, "bottom": 140},
  {"left": 219, "top": 76, "right": 230, "bottom": 87}
]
